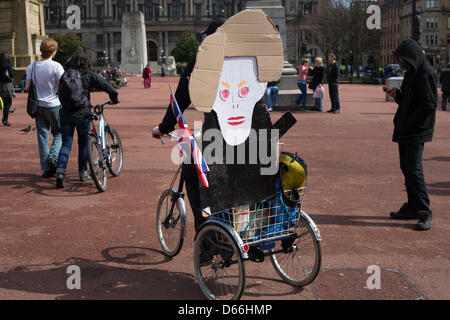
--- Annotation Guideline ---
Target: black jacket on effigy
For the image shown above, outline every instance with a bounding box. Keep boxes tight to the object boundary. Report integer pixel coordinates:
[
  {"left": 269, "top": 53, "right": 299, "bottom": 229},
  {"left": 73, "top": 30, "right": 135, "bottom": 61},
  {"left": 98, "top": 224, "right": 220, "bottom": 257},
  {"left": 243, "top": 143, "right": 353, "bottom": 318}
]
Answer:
[
  {"left": 392, "top": 39, "right": 437, "bottom": 144},
  {"left": 440, "top": 69, "right": 450, "bottom": 94}
]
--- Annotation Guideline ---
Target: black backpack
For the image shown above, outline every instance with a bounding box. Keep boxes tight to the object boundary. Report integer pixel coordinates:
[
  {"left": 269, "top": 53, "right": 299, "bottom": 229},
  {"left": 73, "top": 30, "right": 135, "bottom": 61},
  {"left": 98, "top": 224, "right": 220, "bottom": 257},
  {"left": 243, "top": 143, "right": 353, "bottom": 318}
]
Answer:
[{"left": 58, "top": 69, "right": 89, "bottom": 112}]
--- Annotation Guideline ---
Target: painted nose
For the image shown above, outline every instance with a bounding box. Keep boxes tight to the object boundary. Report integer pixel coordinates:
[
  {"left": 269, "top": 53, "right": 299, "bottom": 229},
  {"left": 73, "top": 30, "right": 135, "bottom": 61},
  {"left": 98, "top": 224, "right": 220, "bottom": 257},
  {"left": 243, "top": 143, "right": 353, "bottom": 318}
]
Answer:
[{"left": 233, "top": 103, "right": 239, "bottom": 110}]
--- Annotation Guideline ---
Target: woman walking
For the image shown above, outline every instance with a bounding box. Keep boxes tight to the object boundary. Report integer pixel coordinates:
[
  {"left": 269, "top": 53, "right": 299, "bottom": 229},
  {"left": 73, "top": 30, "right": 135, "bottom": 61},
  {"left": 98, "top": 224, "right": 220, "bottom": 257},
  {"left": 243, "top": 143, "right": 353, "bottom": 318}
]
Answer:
[
  {"left": 0, "top": 52, "right": 16, "bottom": 126},
  {"left": 55, "top": 51, "right": 119, "bottom": 188},
  {"left": 142, "top": 64, "right": 152, "bottom": 88},
  {"left": 25, "top": 39, "right": 64, "bottom": 178},
  {"left": 308, "top": 57, "right": 325, "bottom": 112}
]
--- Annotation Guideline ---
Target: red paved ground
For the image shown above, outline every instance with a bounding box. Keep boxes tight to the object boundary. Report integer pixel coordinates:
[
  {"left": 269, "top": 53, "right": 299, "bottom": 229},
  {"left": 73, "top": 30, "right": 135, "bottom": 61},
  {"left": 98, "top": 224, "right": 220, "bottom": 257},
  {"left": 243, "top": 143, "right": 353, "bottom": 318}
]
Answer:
[{"left": 0, "top": 77, "right": 449, "bottom": 300}]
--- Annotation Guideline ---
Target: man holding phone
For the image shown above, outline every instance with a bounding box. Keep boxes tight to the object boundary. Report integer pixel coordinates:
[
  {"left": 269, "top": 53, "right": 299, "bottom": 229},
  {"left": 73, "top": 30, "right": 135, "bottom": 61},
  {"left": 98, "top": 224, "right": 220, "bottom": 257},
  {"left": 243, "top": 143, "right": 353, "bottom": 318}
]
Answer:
[{"left": 383, "top": 39, "right": 437, "bottom": 231}]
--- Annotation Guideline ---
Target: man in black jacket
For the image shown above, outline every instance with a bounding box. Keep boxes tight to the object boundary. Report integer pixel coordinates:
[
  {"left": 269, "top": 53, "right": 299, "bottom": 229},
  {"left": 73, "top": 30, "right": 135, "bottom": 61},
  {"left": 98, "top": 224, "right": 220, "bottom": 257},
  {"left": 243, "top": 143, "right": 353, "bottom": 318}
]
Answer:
[
  {"left": 439, "top": 64, "right": 450, "bottom": 111},
  {"left": 151, "top": 19, "right": 224, "bottom": 232},
  {"left": 326, "top": 54, "right": 341, "bottom": 114},
  {"left": 384, "top": 39, "right": 437, "bottom": 230}
]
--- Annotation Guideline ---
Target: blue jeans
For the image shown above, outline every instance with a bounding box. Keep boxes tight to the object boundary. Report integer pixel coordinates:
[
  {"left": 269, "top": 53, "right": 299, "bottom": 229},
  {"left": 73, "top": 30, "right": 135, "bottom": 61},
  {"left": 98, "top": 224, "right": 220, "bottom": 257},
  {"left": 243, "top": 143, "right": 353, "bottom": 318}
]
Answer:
[
  {"left": 265, "top": 86, "right": 279, "bottom": 109},
  {"left": 314, "top": 97, "right": 323, "bottom": 111},
  {"left": 35, "top": 105, "right": 62, "bottom": 172},
  {"left": 296, "top": 82, "right": 307, "bottom": 107},
  {"left": 56, "top": 113, "right": 90, "bottom": 176}
]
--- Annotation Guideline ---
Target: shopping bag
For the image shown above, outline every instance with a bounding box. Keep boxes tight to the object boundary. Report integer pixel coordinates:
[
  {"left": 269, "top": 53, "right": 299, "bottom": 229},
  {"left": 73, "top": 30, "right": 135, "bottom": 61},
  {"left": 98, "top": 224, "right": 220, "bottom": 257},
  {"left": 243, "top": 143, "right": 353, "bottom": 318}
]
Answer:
[{"left": 313, "top": 85, "right": 324, "bottom": 99}]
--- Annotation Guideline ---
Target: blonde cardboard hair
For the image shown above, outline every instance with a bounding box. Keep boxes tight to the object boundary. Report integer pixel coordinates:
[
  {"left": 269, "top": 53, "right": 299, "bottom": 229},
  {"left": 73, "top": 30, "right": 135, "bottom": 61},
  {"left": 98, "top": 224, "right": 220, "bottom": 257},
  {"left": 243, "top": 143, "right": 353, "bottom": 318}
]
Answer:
[{"left": 189, "top": 10, "right": 284, "bottom": 113}]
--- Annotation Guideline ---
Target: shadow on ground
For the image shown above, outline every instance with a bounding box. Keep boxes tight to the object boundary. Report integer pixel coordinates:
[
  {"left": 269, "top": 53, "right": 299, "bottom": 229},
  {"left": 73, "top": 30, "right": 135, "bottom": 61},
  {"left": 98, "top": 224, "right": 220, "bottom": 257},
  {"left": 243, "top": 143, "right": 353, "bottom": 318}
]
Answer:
[
  {"left": 424, "top": 156, "right": 450, "bottom": 162},
  {"left": 427, "top": 181, "right": 450, "bottom": 196},
  {"left": 311, "top": 214, "right": 415, "bottom": 229},
  {"left": 0, "top": 173, "right": 100, "bottom": 197},
  {"left": 0, "top": 246, "right": 305, "bottom": 300}
]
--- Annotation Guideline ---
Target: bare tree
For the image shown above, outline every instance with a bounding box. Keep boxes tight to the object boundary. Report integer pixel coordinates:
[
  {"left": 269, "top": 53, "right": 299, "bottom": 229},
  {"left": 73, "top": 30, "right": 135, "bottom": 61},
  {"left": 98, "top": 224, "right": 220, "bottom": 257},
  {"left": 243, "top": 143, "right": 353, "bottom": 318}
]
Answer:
[{"left": 314, "top": 0, "right": 375, "bottom": 78}]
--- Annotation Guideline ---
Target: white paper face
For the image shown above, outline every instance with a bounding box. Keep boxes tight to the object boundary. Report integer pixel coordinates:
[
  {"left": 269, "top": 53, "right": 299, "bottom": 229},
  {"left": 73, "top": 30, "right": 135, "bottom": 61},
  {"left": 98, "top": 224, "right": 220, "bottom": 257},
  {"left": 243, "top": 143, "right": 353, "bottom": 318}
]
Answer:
[{"left": 213, "top": 57, "right": 267, "bottom": 146}]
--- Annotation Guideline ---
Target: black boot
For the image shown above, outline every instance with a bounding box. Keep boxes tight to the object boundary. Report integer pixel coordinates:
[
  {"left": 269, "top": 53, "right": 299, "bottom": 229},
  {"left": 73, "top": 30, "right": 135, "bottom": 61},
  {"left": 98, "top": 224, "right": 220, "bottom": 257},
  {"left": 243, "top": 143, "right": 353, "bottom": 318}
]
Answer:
[
  {"left": 416, "top": 216, "right": 432, "bottom": 231},
  {"left": 56, "top": 173, "right": 65, "bottom": 188},
  {"left": 390, "top": 203, "right": 420, "bottom": 220}
]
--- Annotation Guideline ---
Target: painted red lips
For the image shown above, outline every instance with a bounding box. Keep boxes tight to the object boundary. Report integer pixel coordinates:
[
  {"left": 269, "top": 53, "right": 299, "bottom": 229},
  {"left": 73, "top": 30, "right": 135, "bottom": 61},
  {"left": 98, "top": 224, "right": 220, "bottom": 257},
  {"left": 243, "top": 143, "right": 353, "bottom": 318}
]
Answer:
[{"left": 227, "top": 116, "right": 245, "bottom": 126}]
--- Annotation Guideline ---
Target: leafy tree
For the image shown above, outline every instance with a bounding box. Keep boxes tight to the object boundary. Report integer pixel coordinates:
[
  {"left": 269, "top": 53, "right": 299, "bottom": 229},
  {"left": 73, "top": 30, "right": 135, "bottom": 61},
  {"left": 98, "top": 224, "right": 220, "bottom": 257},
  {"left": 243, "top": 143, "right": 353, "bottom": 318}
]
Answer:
[
  {"left": 172, "top": 33, "right": 199, "bottom": 64},
  {"left": 53, "top": 33, "right": 84, "bottom": 67}
]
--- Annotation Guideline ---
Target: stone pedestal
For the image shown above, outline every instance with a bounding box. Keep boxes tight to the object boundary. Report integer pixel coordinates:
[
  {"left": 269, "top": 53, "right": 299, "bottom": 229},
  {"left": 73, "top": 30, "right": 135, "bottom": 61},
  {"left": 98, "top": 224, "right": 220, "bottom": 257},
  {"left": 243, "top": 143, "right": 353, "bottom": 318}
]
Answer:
[
  {"left": 246, "top": 1, "right": 310, "bottom": 109},
  {"left": 120, "top": 12, "right": 147, "bottom": 75},
  {"left": 385, "top": 77, "right": 404, "bottom": 102}
]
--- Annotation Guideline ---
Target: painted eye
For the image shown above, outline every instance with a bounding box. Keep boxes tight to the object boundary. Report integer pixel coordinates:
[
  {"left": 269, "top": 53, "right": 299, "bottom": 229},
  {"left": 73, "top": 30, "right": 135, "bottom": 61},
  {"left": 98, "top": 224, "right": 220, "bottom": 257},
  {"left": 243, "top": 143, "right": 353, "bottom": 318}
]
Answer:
[
  {"left": 220, "top": 89, "right": 230, "bottom": 101},
  {"left": 239, "top": 86, "right": 249, "bottom": 98}
]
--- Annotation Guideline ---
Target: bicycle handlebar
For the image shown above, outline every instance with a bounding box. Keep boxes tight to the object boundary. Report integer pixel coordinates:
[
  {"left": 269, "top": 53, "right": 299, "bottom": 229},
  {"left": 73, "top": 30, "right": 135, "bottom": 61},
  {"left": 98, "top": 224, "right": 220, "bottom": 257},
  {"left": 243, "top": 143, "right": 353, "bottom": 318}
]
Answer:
[
  {"left": 160, "top": 130, "right": 202, "bottom": 145},
  {"left": 89, "top": 101, "right": 120, "bottom": 116}
]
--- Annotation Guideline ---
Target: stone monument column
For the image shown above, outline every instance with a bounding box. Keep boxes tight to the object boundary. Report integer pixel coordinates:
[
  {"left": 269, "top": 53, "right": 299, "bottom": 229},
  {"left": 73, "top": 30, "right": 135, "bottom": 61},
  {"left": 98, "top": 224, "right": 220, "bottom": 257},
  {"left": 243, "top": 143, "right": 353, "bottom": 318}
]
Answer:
[{"left": 120, "top": 12, "right": 148, "bottom": 74}]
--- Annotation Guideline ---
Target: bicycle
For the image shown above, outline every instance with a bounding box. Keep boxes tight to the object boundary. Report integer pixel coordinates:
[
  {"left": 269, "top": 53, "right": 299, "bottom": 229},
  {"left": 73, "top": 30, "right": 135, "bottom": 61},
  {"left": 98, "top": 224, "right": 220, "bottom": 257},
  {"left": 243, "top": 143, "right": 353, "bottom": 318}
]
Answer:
[
  {"left": 157, "top": 131, "right": 322, "bottom": 300},
  {"left": 156, "top": 132, "right": 196, "bottom": 257},
  {"left": 86, "top": 101, "right": 124, "bottom": 192}
]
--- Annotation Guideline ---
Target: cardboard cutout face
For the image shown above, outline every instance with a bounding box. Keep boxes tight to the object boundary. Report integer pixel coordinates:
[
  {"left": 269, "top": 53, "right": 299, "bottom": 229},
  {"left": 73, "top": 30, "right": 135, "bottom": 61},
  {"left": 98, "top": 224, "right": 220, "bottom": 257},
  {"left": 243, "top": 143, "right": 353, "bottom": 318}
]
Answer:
[{"left": 213, "top": 57, "right": 267, "bottom": 146}]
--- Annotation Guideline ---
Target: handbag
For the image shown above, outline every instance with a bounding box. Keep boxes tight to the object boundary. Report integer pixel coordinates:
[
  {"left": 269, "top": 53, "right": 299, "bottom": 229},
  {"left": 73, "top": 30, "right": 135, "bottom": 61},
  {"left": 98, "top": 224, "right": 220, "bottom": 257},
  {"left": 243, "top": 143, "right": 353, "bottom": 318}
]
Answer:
[
  {"left": 26, "top": 62, "right": 39, "bottom": 119},
  {"left": 0, "top": 82, "right": 14, "bottom": 98},
  {"left": 0, "top": 67, "right": 14, "bottom": 97}
]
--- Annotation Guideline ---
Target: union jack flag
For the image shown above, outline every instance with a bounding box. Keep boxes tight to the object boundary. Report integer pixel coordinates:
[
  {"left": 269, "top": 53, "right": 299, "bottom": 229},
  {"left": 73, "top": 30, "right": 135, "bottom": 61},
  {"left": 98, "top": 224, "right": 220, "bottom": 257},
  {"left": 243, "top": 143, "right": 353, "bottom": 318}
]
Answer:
[{"left": 169, "top": 86, "right": 209, "bottom": 188}]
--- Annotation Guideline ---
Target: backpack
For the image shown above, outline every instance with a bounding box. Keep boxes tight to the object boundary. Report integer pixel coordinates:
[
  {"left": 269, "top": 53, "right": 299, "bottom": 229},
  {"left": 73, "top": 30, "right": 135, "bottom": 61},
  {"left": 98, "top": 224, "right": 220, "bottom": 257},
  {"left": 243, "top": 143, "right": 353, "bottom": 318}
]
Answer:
[
  {"left": 278, "top": 151, "right": 308, "bottom": 207},
  {"left": 58, "top": 69, "right": 89, "bottom": 112}
]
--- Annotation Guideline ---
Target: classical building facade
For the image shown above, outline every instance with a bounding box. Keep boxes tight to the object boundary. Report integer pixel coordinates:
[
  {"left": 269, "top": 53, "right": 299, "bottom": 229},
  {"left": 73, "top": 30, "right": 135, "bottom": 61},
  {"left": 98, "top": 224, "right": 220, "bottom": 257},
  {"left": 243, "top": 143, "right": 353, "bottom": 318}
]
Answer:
[
  {"left": 0, "top": 0, "right": 47, "bottom": 77},
  {"left": 381, "top": 0, "right": 401, "bottom": 66},
  {"left": 43, "top": 0, "right": 328, "bottom": 68},
  {"left": 398, "top": 0, "right": 449, "bottom": 67}
]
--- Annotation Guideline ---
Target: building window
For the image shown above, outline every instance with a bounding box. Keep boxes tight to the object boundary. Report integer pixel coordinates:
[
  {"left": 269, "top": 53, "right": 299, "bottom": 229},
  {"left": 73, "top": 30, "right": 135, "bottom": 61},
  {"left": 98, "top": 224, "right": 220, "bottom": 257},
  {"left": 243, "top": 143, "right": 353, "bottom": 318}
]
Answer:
[
  {"left": 195, "top": 4, "right": 202, "bottom": 19},
  {"left": 97, "top": 34, "right": 104, "bottom": 49},
  {"left": 173, "top": 1, "right": 180, "bottom": 20},
  {"left": 114, "top": 32, "right": 121, "bottom": 43},
  {"left": 155, "top": 4, "right": 160, "bottom": 20},
  {"left": 167, "top": 4, "right": 172, "bottom": 19},
  {"left": 97, "top": 5, "right": 103, "bottom": 18},
  {"left": 145, "top": 0, "right": 153, "bottom": 21}
]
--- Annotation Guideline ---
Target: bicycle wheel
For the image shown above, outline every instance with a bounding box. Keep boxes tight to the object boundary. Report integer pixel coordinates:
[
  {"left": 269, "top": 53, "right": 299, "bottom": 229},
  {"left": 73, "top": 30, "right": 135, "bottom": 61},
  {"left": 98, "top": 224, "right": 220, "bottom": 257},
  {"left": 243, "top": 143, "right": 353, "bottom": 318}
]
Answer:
[
  {"left": 156, "top": 189, "right": 186, "bottom": 257},
  {"left": 87, "top": 135, "right": 108, "bottom": 192},
  {"left": 270, "top": 215, "right": 321, "bottom": 287},
  {"left": 194, "top": 224, "right": 245, "bottom": 300},
  {"left": 105, "top": 126, "right": 123, "bottom": 177}
]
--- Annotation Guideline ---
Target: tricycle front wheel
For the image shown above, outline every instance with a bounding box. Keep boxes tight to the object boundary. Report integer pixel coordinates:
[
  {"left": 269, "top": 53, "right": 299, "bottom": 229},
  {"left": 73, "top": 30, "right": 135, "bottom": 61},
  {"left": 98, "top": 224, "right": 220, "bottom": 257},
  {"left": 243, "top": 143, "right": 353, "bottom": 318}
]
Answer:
[{"left": 194, "top": 224, "right": 245, "bottom": 300}]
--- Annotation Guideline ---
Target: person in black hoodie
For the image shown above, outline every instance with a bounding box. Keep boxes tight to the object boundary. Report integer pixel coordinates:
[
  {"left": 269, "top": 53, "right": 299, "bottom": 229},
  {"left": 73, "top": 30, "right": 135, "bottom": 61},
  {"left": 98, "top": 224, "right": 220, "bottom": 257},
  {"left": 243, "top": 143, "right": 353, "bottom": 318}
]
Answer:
[
  {"left": 384, "top": 39, "right": 437, "bottom": 230},
  {"left": 439, "top": 64, "right": 450, "bottom": 111},
  {"left": 55, "top": 51, "right": 119, "bottom": 188},
  {"left": 0, "top": 52, "right": 16, "bottom": 126}
]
